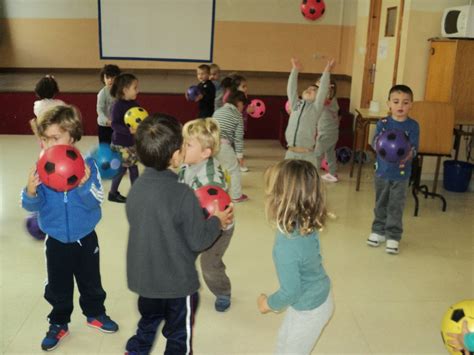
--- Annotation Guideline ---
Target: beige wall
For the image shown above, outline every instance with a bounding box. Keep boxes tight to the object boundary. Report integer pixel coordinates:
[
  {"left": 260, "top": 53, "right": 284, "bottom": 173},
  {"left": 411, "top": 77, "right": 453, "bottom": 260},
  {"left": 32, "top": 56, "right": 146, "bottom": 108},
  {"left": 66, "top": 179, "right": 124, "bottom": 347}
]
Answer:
[{"left": 0, "top": 0, "right": 356, "bottom": 75}]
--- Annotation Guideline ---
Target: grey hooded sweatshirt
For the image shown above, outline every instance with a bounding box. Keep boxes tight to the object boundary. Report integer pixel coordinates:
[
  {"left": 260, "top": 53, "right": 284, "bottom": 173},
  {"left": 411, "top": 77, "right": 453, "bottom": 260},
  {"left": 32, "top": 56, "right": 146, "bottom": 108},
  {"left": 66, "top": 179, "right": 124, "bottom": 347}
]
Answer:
[{"left": 285, "top": 68, "right": 330, "bottom": 149}]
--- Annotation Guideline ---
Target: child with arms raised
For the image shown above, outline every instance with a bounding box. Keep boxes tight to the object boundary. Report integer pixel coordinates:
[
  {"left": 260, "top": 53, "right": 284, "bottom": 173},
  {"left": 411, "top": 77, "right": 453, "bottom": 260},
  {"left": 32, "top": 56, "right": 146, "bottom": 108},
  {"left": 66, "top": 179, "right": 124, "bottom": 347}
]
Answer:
[{"left": 285, "top": 58, "right": 335, "bottom": 169}]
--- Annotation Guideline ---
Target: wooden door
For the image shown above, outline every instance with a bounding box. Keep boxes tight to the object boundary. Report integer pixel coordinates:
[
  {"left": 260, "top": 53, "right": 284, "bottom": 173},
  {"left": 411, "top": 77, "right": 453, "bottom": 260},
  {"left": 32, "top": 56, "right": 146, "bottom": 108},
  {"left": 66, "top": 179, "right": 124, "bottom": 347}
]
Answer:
[
  {"left": 424, "top": 41, "right": 456, "bottom": 103},
  {"left": 372, "top": 0, "right": 403, "bottom": 106},
  {"left": 360, "top": 0, "right": 382, "bottom": 108}
]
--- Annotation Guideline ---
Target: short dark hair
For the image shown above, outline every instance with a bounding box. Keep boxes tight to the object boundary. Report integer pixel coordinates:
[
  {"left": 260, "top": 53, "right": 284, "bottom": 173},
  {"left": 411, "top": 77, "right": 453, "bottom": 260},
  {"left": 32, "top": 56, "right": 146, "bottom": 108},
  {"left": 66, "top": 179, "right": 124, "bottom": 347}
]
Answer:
[
  {"left": 100, "top": 64, "right": 121, "bottom": 84},
  {"left": 388, "top": 84, "right": 413, "bottom": 101},
  {"left": 226, "top": 90, "right": 249, "bottom": 106},
  {"left": 220, "top": 76, "right": 233, "bottom": 90},
  {"left": 197, "top": 64, "right": 210, "bottom": 73},
  {"left": 110, "top": 73, "right": 137, "bottom": 99},
  {"left": 34, "top": 75, "right": 59, "bottom": 99},
  {"left": 229, "top": 73, "right": 246, "bottom": 91},
  {"left": 135, "top": 113, "right": 183, "bottom": 171}
]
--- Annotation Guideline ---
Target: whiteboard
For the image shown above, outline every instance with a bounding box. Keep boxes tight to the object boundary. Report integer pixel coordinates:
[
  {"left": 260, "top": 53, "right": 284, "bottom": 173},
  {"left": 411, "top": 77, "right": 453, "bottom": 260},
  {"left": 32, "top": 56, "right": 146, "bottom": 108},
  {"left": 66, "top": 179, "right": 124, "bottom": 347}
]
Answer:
[{"left": 98, "top": 0, "right": 215, "bottom": 62}]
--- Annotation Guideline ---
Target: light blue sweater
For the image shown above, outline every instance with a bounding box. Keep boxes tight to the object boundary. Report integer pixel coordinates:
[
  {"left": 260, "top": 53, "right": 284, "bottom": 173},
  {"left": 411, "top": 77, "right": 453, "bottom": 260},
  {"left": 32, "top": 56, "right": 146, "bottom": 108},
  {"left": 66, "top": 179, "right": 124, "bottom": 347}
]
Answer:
[{"left": 267, "top": 230, "right": 330, "bottom": 311}]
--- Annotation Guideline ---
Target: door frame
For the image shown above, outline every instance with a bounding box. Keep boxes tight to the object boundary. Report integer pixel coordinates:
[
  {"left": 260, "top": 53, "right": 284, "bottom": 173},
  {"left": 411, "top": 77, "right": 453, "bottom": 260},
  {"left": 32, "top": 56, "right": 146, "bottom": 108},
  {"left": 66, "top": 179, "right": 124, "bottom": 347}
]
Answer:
[{"left": 360, "top": 0, "right": 382, "bottom": 108}]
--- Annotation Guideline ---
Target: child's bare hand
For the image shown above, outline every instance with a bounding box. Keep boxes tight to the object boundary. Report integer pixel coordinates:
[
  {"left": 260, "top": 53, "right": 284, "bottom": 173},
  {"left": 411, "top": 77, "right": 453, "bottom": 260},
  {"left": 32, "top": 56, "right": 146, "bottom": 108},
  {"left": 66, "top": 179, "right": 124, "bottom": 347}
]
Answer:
[
  {"left": 78, "top": 164, "right": 91, "bottom": 187},
  {"left": 325, "top": 58, "right": 336, "bottom": 72},
  {"left": 106, "top": 118, "right": 112, "bottom": 126},
  {"left": 447, "top": 320, "right": 470, "bottom": 353},
  {"left": 195, "top": 94, "right": 203, "bottom": 102},
  {"left": 129, "top": 126, "right": 137, "bottom": 135},
  {"left": 257, "top": 294, "right": 271, "bottom": 314},
  {"left": 27, "top": 166, "right": 41, "bottom": 197},
  {"left": 212, "top": 201, "right": 234, "bottom": 229},
  {"left": 291, "top": 57, "right": 303, "bottom": 71},
  {"left": 246, "top": 105, "right": 255, "bottom": 114}
]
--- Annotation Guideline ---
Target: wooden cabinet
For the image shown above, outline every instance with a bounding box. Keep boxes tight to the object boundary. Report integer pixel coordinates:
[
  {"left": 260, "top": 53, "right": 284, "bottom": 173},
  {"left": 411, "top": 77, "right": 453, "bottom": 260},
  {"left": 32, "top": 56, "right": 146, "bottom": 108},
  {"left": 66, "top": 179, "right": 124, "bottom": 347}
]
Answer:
[{"left": 425, "top": 39, "right": 474, "bottom": 124}]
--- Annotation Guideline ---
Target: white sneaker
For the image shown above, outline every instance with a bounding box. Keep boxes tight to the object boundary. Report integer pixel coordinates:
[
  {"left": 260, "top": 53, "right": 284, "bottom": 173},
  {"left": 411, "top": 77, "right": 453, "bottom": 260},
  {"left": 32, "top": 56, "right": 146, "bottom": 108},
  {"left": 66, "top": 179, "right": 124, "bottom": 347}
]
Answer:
[
  {"left": 321, "top": 173, "right": 338, "bottom": 183},
  {"left": 240, "top": 166, "right": 249, "bottom": 172},
  {"left": 385, "top": 239, "right": 400, "bottom": 254},
  {"left": 367, "top": 232, "right": 386, "bottom": 247}
]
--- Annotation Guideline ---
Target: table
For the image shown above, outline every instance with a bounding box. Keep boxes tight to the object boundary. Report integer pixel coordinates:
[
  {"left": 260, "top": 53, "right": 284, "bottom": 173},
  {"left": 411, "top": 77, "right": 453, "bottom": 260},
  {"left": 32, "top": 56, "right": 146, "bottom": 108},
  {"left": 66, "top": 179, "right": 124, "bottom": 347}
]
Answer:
[{"left": 350, "top": 108, "right": 389, "bottom": 191}]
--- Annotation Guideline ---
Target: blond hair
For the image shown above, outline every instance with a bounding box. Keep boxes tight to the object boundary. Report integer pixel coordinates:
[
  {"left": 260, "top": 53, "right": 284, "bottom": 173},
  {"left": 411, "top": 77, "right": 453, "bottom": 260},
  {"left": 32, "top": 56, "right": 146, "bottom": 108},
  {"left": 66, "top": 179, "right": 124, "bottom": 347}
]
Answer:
[
  {"left": 264, "top": 160, "right": 327, "bottom": 235},
  {"left": 210, "top": 63, "right": 220, "bottom": 72},
  {"left": 182, "top": 118, "right": 220, "bottom": 155},
  {"left": 31, "top": 105, "right": 83, "bottom": 142}
]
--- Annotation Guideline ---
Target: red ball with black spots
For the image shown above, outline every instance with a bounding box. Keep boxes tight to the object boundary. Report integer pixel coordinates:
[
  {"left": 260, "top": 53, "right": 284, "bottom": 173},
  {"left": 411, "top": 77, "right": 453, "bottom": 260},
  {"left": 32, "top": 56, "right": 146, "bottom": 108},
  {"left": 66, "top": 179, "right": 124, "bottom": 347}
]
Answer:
[{"left": 301, "top": 0, "right": 326, "bottom": 21}]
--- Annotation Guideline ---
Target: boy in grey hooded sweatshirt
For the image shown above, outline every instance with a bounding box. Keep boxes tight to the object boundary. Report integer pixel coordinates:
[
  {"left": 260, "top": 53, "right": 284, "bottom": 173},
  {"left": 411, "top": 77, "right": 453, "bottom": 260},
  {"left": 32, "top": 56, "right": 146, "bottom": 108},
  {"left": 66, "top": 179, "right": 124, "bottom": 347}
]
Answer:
[
  {"left": 285, "top": 58, "right": 339, "bottom": 182},
  {"left": 314, "top": 75, "right": 340, "bottom": 182}
]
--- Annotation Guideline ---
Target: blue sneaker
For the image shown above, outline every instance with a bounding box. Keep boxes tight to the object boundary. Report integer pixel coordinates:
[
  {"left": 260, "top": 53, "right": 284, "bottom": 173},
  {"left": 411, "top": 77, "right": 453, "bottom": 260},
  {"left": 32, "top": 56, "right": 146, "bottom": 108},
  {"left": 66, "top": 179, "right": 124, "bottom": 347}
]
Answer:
[
  {"left": 215, "top": 295, "right": 231, "bottom": 312},
  {"left": 41, "top": 324, "right": 69, "bottom": 351},
  {"left": 86, "top": 314, "right": 119, "bottom": 333}
]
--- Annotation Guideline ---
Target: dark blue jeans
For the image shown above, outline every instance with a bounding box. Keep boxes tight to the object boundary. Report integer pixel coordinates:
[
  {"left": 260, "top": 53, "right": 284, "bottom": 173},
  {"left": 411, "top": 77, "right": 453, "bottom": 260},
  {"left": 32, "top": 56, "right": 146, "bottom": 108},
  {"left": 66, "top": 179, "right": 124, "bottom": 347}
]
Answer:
[
  {"left": 44, "top": 231, "right": 106, "bottom": 324},
  {"left": 126, "top": 293, "right": 199, "bottom": 355}
]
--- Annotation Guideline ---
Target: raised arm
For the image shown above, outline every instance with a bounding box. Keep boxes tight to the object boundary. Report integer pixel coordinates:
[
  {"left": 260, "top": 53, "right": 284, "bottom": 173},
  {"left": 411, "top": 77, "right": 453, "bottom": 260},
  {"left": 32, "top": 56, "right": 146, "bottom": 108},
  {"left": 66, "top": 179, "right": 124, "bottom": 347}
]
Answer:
[
  {"left": 287, "top": 58, "right": 302, "bottom": 109},
  {"left": 312, "top": 58, "right": 335, "bottom": 118}
]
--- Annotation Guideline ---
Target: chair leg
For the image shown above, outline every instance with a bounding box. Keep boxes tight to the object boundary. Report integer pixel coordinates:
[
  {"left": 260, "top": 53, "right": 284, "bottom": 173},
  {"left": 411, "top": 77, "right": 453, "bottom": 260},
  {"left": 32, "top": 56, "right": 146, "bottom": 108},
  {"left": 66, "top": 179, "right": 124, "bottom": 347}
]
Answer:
[{"left": 412, "top": 185, "right": 419, "bottom": 217}]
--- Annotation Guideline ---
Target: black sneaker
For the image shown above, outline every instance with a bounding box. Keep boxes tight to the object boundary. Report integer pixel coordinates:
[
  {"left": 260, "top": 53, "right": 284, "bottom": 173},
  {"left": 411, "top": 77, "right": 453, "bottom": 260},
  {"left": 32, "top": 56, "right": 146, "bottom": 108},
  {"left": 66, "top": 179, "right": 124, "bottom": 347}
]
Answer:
[
  {"left": 41, "top": 324, "right": 69, "bottom": 351},
  {"left": 108, "top": 192, "right": 126, "bottom": 203}
]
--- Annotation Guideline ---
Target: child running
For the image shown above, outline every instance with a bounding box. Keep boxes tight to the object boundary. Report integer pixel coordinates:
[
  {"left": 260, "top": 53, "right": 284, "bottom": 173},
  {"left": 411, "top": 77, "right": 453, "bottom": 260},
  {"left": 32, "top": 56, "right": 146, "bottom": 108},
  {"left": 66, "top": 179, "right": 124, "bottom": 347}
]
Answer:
[{"left": 257, "top": 159, "right": 333, "bottom": 354}]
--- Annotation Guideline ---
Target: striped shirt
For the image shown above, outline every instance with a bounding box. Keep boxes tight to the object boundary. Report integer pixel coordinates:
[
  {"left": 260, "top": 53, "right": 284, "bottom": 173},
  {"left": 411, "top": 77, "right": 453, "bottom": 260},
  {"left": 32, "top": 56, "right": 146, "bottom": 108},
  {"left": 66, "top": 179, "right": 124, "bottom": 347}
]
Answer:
[
  {"left": 177, "top": 158, "right": 228, "bottom": 192},
  {"left": 212, "top": 103, "right": 244, "bottom": 156}
]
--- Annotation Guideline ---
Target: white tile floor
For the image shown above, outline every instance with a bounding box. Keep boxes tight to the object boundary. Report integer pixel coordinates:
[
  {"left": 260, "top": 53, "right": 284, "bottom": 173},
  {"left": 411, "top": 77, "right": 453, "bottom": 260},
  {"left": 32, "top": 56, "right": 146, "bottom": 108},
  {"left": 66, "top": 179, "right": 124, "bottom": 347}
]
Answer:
[{"left": 1, "top": 136, "right": 473, "bottom": 354}]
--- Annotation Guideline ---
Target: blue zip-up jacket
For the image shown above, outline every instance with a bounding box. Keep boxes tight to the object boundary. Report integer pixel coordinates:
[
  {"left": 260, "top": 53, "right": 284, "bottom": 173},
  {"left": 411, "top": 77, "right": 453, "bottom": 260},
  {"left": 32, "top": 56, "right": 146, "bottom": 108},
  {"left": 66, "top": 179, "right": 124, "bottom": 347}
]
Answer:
[{"left": 21, "top": 157, "right": 103, "bottom": 243}]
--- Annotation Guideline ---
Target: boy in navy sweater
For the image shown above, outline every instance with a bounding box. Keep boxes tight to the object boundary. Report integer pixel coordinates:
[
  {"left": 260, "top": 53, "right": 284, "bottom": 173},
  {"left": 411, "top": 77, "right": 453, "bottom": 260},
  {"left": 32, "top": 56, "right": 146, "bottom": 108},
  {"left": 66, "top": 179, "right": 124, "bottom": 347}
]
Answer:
[
  {"left": 195, "top": 64, "right": 216, "bottom": 118},
  {"left": 366, "top": 85, "right": 419, "bottom": 255},
  {"left": 22, "top": 105, "right": 118, "bottom": 351}
]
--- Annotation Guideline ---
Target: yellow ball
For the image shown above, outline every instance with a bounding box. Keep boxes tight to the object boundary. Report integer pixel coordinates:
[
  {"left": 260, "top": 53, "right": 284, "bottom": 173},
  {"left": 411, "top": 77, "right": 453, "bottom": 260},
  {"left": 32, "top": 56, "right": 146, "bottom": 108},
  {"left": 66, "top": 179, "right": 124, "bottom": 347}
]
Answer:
[
  {"left": 124, "top": 107, "right": 149, "bottom": 129},
  {"left": 441, "top": 299, "right": 474, "bottom": 354}
]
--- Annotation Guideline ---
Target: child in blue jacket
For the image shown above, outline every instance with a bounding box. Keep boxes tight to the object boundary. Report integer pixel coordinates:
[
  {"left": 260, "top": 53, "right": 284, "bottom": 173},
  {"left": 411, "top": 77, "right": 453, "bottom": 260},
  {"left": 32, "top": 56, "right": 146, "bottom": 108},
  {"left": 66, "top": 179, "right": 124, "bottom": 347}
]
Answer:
[{"left": 22, "top": 105, "right": 118, "bottom": 352}]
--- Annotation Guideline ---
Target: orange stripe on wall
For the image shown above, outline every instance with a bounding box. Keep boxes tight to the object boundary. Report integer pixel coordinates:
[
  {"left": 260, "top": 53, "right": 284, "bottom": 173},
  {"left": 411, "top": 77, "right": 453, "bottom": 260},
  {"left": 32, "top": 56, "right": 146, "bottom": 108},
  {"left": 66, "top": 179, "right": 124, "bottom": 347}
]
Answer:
[{"left": 0, "top": 18, "right": 354, "bottom": 75}]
